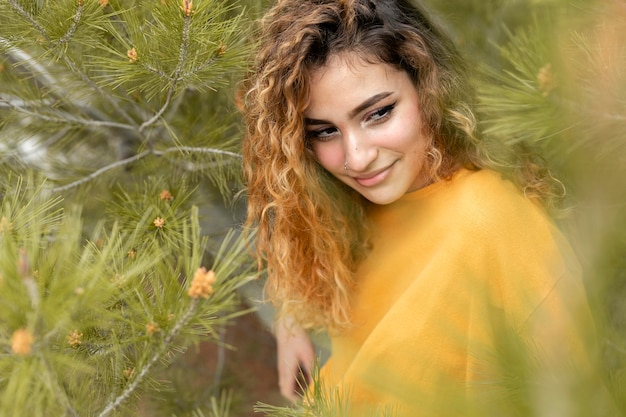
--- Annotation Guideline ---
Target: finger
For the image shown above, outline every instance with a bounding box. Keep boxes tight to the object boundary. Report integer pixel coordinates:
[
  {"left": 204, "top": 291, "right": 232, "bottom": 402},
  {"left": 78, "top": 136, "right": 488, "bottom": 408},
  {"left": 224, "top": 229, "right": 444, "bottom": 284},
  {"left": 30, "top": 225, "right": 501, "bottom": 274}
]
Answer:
[{"left": 278, "top": 363, "right": 299, "bottom": 401}]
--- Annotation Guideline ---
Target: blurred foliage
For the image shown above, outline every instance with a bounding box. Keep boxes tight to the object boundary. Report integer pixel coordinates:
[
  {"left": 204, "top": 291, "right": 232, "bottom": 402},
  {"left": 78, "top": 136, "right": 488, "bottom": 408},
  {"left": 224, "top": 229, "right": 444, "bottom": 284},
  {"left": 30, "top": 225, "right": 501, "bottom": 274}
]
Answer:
[
  {"left": 0, "top": 175, "right": 255, "bottom": 417},
  {"left": 0, "top": 0, "right": 625, "bottom": 416},
  {"left": 423, "top": 0, "right": 626, "bottom": 396}
]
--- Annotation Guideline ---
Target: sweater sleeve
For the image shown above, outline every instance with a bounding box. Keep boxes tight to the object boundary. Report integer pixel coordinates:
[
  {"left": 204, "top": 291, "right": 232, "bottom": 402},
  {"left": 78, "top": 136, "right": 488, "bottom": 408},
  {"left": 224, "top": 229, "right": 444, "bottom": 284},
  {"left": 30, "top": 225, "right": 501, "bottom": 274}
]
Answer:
[{"left": 456, "top": 171, "right": 594, "bottom": 378}]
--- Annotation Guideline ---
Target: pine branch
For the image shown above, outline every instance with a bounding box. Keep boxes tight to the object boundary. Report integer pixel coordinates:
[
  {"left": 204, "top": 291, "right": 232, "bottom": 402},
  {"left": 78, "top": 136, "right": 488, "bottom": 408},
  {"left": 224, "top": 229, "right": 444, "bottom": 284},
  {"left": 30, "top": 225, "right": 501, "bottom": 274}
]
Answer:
[
  {"left": 171, "top": 146, "right": 242, "bottom": 159},
  {"left": 0, "top": 38, "right": 57, "bottom": 89},
  {"left": 0, "top": 97, "right": 137, "bottom": 132},
  {"left": 50, "top": 150, "right": 151, "bottom": 193},
  {"left": 6, "top": 6, "right": 138, "bottom": 127},
  {"left": 138, "top": 7, "right": 193, "bottom": 134},
  {"left": 57, "top": 1, "right": 84, "bottom": 46},
  {"left": 62, "top": 53, "right": 140, "bottom": 128},
  {"left": 40, "top": 355, "right": 80, "bottom": 417},
  {"left": 0, "top": 94, "right": 52, "bottom": 109},
  {"left": 50, "top": 147, "right": 241, "bottom": 193},
  {"left": 96, "top": 298, "right": 201, "bottom": 417},
  {"left": 0, "top": 38, "right": 140, "bottom": 130},
  {"left": 7, "top": 0, "right": 50, "bottom": 42}
]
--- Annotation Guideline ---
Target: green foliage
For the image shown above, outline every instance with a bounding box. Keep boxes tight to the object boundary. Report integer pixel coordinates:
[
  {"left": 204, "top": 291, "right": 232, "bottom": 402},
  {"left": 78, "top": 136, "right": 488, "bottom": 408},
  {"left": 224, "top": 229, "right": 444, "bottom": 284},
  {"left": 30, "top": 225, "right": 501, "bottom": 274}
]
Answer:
[
  {"left": 0, "top": 176, "right": 255, "bottom": 417},
  {"left": 0, "top": 0, "right": 249, "bottom": 198},
  {"left": 0, "top": 1, "right": 259, "bottom": 415},
  {"left": 1, "top": 0, "right": 625, "bottom": 416},
  {"left": 457, "top": 0, "right": 626, "bottom": 412},
  {"left": 255, "top": 364, "right": 397, "bottom": 417}
]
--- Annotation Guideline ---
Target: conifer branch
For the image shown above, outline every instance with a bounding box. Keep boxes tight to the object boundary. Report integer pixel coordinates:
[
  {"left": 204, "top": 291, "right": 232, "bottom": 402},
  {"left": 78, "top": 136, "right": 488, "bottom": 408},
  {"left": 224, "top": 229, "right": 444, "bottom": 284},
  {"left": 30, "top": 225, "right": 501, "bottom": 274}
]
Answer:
[
  {"left": 556, "top": 97, "right": 626, "bottom": 122},
  {"left": 58, "top": 2, "right": 84, "bottom": 46},
  {"left": 177, "top": 13, "right": 192, "bottom": 80},
  {"left": 165, "top": 146, "right": 242, "bottom": 159},
  {"left": 138, "top": 91, "right": 174, "bottom": 134},
  {"left": 138, "top": 10, "right": 192, "bottom": 134},
  {"left": 40, "top": 356, "right": 80, "bottom": 417},
  {"left": 7, "top": 0, "right": 51, "bottom": 42},
  {"left": 3, "top": 6, "right": 139, "bottom": 127},
  {"left": 0, "top": 38, "right": 57, "bottom": 88},
  {"left": 212, "top": 327, "right": 228, "bottom": 396},
  {"left": 96, "top": 298, "right": 200, "bottom": 417},
  {"left": 0, "top": 97, "right": 137, "bottom": 131},
  {"left": 51, "top": 147, "right": 241, "bottom": 193},
  {"left": 62, "top": 55, "right": 140, "bottom": 128},
  {"left": 0, "top": 94, "right": 52, "bottom": 109},
  {"left": 1, "top": 39, "right": 138, "bottom": 131},
  {"left": 145, "top": 64, "right": 172, "bottom": 80},
  {"left": 51, "top": 150, "right": 151, "bottom": 193}
]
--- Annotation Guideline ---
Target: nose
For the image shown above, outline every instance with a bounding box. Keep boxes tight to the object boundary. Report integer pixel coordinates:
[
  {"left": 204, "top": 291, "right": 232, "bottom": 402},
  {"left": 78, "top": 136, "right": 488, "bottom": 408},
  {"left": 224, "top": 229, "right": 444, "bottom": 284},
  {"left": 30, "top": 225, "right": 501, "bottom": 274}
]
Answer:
[{"left": 344, "top": 130, "right": 377, "bottom": 173}]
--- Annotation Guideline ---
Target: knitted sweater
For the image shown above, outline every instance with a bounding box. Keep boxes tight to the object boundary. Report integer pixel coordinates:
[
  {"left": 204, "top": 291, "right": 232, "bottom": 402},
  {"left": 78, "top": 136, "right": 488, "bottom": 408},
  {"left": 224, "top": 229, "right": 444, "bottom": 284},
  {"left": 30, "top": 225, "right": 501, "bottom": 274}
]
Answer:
[{"left": 320, "top": 169, "right": 592, "bottom": 415}]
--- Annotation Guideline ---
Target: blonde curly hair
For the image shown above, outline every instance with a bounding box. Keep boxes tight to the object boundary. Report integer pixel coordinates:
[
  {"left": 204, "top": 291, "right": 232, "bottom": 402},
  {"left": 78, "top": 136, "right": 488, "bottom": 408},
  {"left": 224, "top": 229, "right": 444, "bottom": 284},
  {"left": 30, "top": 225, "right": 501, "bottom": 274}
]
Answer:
[{"left": 240, "top": 0, "right": 559, "bottom": 331}]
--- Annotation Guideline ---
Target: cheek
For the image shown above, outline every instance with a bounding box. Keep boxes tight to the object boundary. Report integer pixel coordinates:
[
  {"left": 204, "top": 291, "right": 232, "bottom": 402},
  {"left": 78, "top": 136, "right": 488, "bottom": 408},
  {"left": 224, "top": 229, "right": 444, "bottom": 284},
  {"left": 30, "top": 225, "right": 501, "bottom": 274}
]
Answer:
[{"left": 312, "top": 142, "right": 344, "bottom": 172}]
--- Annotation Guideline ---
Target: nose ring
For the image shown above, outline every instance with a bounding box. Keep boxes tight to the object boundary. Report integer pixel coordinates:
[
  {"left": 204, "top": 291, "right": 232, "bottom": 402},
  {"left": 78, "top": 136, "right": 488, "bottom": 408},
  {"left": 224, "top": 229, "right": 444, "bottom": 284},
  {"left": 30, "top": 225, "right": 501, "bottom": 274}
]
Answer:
[{"left": 344, "top": 160, "right": 348, "bottom": 171}]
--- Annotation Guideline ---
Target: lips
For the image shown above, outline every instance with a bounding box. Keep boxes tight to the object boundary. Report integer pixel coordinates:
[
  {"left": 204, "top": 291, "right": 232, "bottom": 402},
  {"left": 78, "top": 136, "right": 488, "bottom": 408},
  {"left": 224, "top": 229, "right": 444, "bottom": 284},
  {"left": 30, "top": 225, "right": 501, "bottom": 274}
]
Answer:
[{"left": 353, "top": 162, "right": 395, "bottom": 187}]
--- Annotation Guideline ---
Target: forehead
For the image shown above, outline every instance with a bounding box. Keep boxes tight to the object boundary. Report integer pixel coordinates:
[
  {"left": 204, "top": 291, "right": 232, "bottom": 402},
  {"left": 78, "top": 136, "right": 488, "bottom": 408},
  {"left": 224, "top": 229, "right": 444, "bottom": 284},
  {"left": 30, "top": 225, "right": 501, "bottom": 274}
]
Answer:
[
  {"left": 309, "top": 53, "right": 403, "bottom": 89},
  {"left": 310, "top": 52, "right": 384, "bottom": 78},
  {"left": 307, "top": 53, "right": 409, "bottom": 101}
]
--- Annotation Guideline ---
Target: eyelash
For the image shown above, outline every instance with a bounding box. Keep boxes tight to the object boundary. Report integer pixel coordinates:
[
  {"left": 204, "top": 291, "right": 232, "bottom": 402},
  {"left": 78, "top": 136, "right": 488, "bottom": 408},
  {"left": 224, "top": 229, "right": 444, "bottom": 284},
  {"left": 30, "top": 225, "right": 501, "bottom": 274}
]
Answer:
[
  {"left": 366, "top": 103, "right": 395, "bottom": 123},
  {"left": 306, "top": 102, "right": 396, "bottom": 142}
]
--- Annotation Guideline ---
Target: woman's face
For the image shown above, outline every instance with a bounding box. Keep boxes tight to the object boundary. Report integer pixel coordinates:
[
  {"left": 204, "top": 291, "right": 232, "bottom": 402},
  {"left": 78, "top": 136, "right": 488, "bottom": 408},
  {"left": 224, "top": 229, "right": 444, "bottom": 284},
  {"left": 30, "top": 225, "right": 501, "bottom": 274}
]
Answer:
[{"left": 305, "top": 53, "right": 431, "bottom": 205}]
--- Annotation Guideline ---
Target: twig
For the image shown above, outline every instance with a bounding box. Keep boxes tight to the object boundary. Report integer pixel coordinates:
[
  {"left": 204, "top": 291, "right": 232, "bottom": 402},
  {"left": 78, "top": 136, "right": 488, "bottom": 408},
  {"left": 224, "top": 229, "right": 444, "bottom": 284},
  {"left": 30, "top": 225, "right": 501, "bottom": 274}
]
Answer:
[
  {"left": 138, "top": 11, "right": 193, "bottom": 134},
  {"left": 62, "top": 56, "right": 140, "bottom": 128},
  {"left": 144, "top": 64, "right": 172, "bottom": 80},
  {"left": 40, "top": 356, "right": 80, "bottom": 417},
  {"left": 0, "top": 38, "right": 57, "bottom": 88},
  {"left": 7, "top": 0, "right": 50, "bottom": 42},
  {"left": 138, "top": 88, "right": 174, "bottom": 134},
  {"left": 156, "top": 146, "right": 242, "bottom": 159},
  {"left": 96, "top": 299, "right": 200, "bottom": 417},
  {"left": 51, "top": 150, "right": 151, "bottom": 193},
  {"left": 50, "top": 146, "right": 241, "bottom": 193},
  {"left": 58, "top": 2, "right": 83, "bottom": 45},
  {"left": 0, "top": 94, "right": 53, "bottom": 109},
  {"left": 212, "top": 327, "right": 228, "bottom": 396},
  {"left": 0, "top": 97, "right": 137, "bottom": 131}
]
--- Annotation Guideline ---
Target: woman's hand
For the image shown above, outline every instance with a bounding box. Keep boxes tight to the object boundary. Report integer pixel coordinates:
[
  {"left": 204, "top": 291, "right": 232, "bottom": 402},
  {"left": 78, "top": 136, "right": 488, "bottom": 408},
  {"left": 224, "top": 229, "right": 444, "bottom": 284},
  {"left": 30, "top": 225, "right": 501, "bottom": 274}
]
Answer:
[{"left": 274, "top": 316, "right": 315, "bottom": 402}]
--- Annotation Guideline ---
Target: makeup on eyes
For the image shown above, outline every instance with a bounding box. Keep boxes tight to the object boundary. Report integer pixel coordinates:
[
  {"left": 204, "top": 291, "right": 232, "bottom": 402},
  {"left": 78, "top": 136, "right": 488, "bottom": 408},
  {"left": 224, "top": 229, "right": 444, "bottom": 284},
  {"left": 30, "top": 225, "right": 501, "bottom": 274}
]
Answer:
[{"left": 305, "top": 98, "right": 397, "bottom": 141}]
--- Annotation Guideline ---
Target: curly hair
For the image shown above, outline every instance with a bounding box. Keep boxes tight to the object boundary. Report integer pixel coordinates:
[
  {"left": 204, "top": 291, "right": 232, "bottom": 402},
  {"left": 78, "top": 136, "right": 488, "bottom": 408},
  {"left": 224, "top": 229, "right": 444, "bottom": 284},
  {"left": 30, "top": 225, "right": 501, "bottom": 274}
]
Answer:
[{"left": 239, "top": 0, "right": 559, "bottom": 330}]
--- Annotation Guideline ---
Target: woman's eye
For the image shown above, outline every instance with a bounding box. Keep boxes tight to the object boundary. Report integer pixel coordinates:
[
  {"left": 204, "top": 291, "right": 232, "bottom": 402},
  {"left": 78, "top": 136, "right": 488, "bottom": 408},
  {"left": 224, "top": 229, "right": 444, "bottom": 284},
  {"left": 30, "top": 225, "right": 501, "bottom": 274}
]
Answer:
[
  {"left": 306, "top": 126, "right": 337, "bottom": 141},
  {"left": 366, "top": 103, "right": 395, "bottom": 123}
]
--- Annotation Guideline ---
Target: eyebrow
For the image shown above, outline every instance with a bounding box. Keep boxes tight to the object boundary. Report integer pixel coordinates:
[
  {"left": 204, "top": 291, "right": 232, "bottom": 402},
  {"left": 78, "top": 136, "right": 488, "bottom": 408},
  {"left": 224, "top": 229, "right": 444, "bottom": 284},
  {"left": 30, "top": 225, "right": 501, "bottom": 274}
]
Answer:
[{"left": 304, "top": 91, "right": 393, "bottom": 125}]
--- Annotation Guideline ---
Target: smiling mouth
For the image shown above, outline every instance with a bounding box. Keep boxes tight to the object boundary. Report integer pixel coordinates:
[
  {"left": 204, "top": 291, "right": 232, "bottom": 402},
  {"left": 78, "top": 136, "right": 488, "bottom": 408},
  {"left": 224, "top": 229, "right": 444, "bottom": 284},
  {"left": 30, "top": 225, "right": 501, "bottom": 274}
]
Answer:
[{"left": 353, "top": 163, "right": 395, "bottom": 187}]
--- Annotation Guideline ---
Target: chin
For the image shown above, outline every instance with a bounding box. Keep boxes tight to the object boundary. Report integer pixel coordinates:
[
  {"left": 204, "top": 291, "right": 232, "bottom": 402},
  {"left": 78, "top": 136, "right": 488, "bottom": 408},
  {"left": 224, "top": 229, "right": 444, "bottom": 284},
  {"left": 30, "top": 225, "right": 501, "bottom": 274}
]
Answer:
[{"left": 361, "top": 190, "right": 403, "bottom": 205}]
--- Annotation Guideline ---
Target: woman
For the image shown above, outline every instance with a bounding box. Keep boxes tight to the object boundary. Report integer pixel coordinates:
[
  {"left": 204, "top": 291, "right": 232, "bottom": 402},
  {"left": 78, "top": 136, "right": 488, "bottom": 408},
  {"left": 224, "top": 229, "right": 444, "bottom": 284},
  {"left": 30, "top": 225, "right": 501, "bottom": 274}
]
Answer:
[{"left": 240, "top": 0, "right": 593, "bottom": 414}]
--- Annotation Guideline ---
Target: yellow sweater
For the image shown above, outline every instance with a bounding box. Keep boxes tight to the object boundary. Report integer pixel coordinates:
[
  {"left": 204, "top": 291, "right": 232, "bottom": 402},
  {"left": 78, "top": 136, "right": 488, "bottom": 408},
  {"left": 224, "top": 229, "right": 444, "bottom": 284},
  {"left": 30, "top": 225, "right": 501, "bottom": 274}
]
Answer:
[{"left": 320, "top": 169, "right": 592, "bottom": 415}]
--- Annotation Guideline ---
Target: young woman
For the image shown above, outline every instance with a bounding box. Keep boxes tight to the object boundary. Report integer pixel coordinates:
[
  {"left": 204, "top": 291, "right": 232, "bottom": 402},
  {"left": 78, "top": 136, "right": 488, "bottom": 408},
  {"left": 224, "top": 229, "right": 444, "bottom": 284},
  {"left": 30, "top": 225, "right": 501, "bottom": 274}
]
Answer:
[{"left": 240, "top": 0, "right": 594, "bottom": 414}]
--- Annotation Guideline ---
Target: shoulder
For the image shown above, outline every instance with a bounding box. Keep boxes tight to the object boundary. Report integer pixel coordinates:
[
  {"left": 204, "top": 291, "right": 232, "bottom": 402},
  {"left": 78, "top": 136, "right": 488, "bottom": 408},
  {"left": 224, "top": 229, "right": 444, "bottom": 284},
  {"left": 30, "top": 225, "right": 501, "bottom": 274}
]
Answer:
[
  {"left": 449, "top": 169, "right": 528, "bottom": 212},
  {"left": 445, "top": 169, "right": 550, "bottom": 237}
]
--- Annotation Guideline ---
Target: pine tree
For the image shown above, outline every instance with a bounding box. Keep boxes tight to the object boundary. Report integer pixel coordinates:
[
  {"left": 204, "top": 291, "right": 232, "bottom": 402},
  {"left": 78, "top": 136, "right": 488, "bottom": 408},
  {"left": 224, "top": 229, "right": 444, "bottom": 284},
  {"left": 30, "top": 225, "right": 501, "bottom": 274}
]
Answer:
[
  {"left": 0, "top": 175, "right": 256, "bottom": 417},
  {"left": 0, "top": 0, "right": 264, "bottom": 416}
]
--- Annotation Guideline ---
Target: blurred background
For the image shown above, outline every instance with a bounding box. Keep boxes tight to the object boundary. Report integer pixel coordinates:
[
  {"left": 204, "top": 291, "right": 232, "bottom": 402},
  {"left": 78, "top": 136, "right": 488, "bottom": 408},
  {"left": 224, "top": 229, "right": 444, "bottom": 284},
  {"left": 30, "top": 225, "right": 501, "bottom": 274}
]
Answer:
[{"left": 0, "top": 0, "right": 624, "bottom": 416}]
